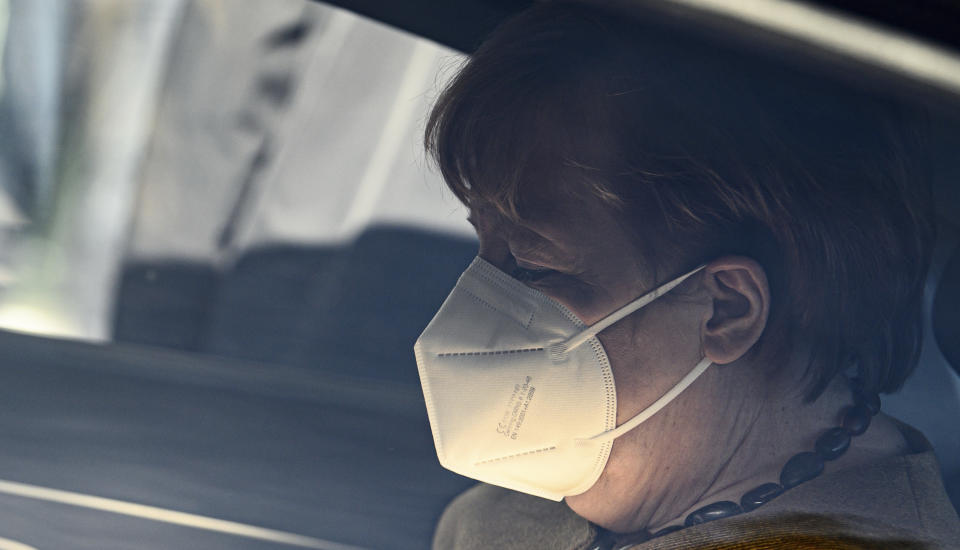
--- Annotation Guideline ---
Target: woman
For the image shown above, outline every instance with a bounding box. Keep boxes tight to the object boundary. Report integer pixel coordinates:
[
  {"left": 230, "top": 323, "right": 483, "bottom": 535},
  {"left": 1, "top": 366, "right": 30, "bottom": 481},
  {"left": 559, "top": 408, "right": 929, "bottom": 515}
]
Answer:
[{"left": 413, "top": 2, "right": 960, "bottom": 548}]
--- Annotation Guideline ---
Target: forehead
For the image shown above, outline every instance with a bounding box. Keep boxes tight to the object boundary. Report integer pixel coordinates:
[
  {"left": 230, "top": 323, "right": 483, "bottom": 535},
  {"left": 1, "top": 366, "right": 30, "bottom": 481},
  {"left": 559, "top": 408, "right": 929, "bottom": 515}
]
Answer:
[
  {"left": 480, "top": 164, "right": 610, "bottom": 218},
  {"left": 474, "top": 175, "right": 627, "bottom": 244}
]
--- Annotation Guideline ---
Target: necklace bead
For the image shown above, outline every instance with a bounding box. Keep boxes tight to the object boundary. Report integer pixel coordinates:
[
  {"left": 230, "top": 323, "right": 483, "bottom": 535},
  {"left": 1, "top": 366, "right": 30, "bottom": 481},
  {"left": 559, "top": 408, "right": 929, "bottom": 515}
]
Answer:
[
  {"left": 684, "top": 501, "right": 742, "bottom": 526},
  {"left": 842, "top": 403, "right": 872, "bottom": 435},
  {"left": 740, "top": 482, "right": 784, "bottom": 512},
  {"left": 780, "top": 451, "right": 825, "bottom": 488},
  {"left": 815, "top": 426, "right": 852, "bottom": 460},
  {"left": 854, "top": 389, "right": 881, "bottom": 415}
]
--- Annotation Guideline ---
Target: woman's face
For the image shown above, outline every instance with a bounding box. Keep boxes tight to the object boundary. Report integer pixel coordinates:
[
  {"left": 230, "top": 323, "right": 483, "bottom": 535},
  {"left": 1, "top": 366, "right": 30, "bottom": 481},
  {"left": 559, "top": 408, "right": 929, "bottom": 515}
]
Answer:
[{"left": 469, "top": 185, "right": 758, "bottom": 531}]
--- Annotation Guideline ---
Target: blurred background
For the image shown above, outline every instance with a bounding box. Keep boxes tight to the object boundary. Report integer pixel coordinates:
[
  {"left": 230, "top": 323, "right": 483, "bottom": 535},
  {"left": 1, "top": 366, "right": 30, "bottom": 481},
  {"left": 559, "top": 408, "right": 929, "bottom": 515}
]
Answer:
[
  {"left": 0, "top": 1, "right": 956, "bottom": 549},
  {"left": 0, "top": 1, "right": 481, "bottom": 548},
  {"left": 0, "top": 0, "right": 478, "bottom": 375}
]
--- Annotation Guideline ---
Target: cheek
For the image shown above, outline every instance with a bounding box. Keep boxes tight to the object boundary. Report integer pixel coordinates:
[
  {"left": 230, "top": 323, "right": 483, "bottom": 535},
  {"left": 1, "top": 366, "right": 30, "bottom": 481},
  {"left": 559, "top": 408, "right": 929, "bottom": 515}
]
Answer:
[
  {"left": 536, "top": 279, "right": 602, "bottom": 320},
  {"left": 598, "top": 303, "right": 705, "bottom": 425},
  {"left": 597, "top": 324, "right": 650, "bottom": 426},
  {"left": 540, "top": 278, "right": 631, "bottom": 329},
  {"left": 567, "top": 312, "right": 703, "bottom": 529}
]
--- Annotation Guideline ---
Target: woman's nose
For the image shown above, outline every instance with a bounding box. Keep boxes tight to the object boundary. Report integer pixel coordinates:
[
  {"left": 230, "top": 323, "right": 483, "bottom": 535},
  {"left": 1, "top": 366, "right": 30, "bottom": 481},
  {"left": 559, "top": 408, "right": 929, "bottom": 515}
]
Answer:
[
  {"left": 477, "top": 220, "right": 547, "bottom": 275},
  {"left": 472, "top": 207, "right": 516, "bottom": 272}
]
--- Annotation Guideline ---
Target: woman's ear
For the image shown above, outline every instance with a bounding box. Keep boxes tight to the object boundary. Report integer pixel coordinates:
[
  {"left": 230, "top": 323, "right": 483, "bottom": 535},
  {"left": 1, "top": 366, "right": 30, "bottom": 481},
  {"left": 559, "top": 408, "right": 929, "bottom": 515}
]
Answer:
[{"left": 701, "top": 256, "right": 770, "bottom": 365}]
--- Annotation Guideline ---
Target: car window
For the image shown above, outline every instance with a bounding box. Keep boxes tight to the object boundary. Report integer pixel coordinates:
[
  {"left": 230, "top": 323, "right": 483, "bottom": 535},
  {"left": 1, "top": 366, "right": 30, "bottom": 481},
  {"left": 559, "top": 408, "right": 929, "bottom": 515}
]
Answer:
[
  {"left": 0, "top": 2, "right": 477, "bottom": 549},
  {"left": 0, "top": 1, "right": 957, "bottom": 549},
  {"left": 0, "top": 0, "right": 474, "bottom": 355}
]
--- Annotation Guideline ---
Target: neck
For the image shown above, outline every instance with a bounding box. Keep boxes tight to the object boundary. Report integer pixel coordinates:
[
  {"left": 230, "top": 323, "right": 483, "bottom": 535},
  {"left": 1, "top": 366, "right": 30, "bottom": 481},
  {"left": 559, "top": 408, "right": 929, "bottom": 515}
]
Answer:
[{"left": 648, "top": 373, "right": 908, "bottom": 533}]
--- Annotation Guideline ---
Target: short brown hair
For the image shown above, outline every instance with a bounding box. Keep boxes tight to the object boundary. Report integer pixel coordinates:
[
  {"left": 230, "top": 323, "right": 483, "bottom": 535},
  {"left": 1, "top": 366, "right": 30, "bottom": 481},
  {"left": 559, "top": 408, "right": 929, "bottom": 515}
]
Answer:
[{"left": 425, "top": 2, "right": 935, "bottom": 400}]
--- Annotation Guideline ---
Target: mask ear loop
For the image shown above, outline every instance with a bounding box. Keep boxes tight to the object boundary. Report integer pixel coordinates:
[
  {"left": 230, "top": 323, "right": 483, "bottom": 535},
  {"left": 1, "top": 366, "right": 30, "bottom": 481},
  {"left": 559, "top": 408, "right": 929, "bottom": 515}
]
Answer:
[
  {"left": 575, "top": 357, "right": 712, "bottom": 446},
  {"left": 550, "top": 264, "right": 707, "bottom": 359},
  {"left": 545, "top": 264, "right": 711, "bottom": 447}
]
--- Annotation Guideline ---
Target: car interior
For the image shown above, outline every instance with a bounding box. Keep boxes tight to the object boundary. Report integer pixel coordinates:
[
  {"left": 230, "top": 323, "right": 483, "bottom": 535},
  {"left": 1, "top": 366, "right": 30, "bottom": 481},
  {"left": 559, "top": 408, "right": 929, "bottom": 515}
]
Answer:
[{"left": 0, "top": 1, "right": 956, "bottom": 549}]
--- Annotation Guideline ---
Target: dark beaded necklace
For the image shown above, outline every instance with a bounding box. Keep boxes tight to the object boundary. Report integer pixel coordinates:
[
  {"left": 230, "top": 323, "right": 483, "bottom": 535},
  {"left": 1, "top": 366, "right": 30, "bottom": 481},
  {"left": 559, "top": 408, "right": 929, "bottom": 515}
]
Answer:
[{"left": 589, "top": 378, "right": 881, "bottom": 550}]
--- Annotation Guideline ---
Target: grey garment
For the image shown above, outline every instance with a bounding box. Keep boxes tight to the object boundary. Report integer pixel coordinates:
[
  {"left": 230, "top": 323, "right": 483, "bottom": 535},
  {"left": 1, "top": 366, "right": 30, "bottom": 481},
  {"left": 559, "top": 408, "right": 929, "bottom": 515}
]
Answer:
[
  {"left": 434, "top": 483, "right": 596, "bottom": 550},
  {"left": 433, "top": 423, "right": 960, "bottom": 549}
]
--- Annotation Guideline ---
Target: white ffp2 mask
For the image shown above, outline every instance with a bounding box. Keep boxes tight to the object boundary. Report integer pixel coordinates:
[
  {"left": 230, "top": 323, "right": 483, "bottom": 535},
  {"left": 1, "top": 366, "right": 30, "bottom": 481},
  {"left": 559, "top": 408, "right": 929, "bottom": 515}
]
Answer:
[{"left": 414, "top": 257, "right": 711, "bottom": 501}]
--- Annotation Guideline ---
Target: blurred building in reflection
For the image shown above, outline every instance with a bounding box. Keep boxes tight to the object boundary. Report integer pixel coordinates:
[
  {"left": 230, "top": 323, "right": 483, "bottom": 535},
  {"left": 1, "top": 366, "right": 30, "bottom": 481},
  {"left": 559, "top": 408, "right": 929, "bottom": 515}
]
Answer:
[
  {"left": 0, "top": 0, "right": 473, "bottom": 349},
  {"left": 0, "top": 0, "right": 183, "bottom": 339}
]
